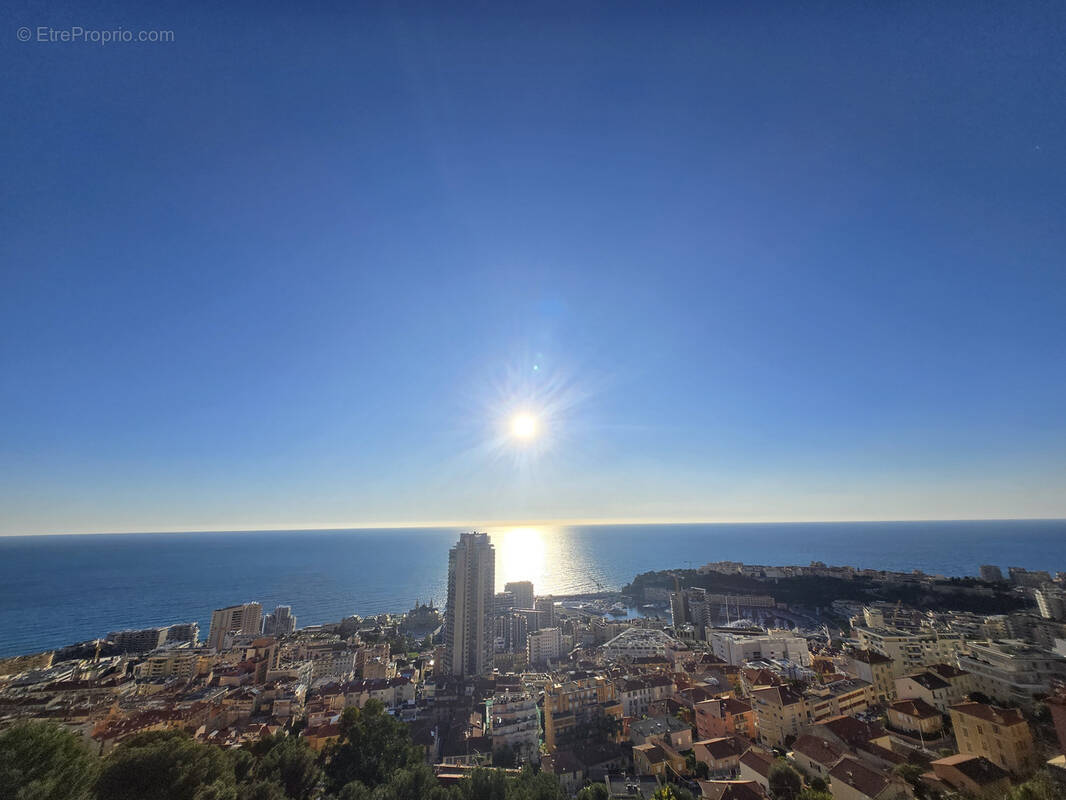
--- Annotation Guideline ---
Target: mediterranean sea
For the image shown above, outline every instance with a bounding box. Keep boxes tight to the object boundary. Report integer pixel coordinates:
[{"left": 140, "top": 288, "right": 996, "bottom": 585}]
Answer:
[{"left": 0, "top": 519, "right": 1063, "bottom": 658}]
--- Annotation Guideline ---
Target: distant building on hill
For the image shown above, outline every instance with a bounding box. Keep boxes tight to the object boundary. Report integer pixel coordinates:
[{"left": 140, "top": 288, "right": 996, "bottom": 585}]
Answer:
[
  {"left": 207, "top": 602, "right": 262, "bottom": 651},
  {"left": 262, "top": 605, "right": 296, "bottom": 636}
]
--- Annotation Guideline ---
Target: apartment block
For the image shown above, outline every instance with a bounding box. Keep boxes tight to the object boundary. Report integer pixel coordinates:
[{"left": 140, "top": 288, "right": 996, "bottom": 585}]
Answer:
[
  {"left": 543, "top": 675, "right": 623, "bottom": 752},
  {"left": 950, "top": 701, "right": 1037, "bottom": 775}
]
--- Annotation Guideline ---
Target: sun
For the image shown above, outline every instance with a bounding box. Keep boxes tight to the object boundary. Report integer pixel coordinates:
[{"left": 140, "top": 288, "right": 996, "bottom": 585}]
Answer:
[{"left": 510, "top": 413, "right": 538, "bottom": 440}]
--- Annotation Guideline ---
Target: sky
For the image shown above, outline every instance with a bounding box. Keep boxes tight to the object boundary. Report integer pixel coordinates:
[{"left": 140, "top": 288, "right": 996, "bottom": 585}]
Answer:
[{"left": 2, "top": 1, "right": 1066, "bottom": 535}]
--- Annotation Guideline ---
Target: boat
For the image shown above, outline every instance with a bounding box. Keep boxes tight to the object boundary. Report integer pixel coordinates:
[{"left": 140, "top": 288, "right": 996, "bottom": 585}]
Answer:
[{"left": 608, "top": 602, "right": 628, "bottom": 616}]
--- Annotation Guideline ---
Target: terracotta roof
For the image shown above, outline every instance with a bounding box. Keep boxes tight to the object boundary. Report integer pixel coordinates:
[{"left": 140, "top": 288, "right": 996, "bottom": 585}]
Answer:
[
  {"left": 739, "top": 747, "right": 774, "bottom": 778},
  {"left": 633, "top": 743, "right": 669, "bottom": 765},
  {"left": 791, "top": 734, "right": 844, "bottom": 766},
  {"left": 927, "top": 663, "right": 968, "bottom": 680},
  {"left": 750, "top": 685, "right": 804, "bottom": 707},
  {"left": 902, "top": 671, "right": 950, "bottom": 691},
  {"left": 813, "top": 714, "right": 884, "bottom": 746},
  {"left": 950, "top": 701, "right": 1026, "bottom": 726},
  {"left": 699, "top": 780, "right": 768, "bottom": 800},
  {"left": 889, "top": 698, "right": 941, "bottom": 719},
  {"left": 932, "top": 754, "right": 1009, "bottom": 786},
  {"left": 849, "top": 649, "right": 893, "bottom": 665},
  {"left": 696, "top": 736, "right": 748, "bottom": 760},
  {"left": 829, "top": 756, "right": 892, "bottom": 799}
]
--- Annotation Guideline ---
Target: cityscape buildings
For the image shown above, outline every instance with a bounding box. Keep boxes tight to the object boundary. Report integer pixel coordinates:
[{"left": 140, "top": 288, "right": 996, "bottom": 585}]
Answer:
[{"left": 2, "top": 548, "right": 1065, "bottom": 800}]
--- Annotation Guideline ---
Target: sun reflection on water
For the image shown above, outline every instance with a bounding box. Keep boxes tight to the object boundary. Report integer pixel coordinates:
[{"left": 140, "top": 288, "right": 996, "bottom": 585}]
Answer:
[{"left": 489, "top": 527, "right": 547, "bottom": 593}]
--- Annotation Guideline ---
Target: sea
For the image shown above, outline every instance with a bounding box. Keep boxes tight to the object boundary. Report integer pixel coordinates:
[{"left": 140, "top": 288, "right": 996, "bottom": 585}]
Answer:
[{"left": 0, "top": 519, "right": 1063, "bottom": 659}]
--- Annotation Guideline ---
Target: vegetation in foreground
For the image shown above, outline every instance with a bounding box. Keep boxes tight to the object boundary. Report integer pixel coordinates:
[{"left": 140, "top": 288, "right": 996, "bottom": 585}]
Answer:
[{"left": 0, "top": 702, "right": 693, "bottom": 800}]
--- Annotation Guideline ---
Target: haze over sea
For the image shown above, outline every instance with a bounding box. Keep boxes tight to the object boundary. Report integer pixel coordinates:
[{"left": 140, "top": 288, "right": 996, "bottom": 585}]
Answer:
[{"left": 1, "top": 520, "right": 1063, "bottom": 658}]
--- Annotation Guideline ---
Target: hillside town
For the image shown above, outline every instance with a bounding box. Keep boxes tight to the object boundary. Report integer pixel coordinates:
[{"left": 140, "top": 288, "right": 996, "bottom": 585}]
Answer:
[{"left": 3, "top": 532, "right": 1066, "bottom": 799}]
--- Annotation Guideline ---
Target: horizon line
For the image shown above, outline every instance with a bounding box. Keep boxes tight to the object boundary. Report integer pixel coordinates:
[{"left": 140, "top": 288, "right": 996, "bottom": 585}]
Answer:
[{"left": 4, "top": 514, "right": 1065, "bottom": 537}]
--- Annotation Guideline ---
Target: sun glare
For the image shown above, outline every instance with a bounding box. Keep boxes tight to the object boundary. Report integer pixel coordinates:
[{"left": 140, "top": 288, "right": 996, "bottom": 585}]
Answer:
[{"left": 510, "top": 413, "right": 537, "bottom": 440}]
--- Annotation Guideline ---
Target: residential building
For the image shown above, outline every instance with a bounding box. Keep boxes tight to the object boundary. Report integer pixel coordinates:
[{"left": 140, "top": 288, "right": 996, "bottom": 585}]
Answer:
[
  {"left": 845, "top": 649, "right": 896, "bottom": 703},
  {"left": 629, "top": 715, "right": 692, "bottom": 750},
  {"left": 694, "top": 697, "right": 757, "bottom": 741},
  {"left": 443, "top": 532, "right": 495, "bottom": 677},
  {"left": 504, "top": 581, "right": 534, "bottom": 612},
  {"left": 633, "top": 743, "right": 682, "bottom": 777},
  {"left": 854, "top": 626, "right": 966, "bottom": 677},
  {"left": 886, "top": 698, "right": 942, "bottom": 737},
  {"left": 710, "top": 630, "right": 811, "bottom": 667},
  {"left": 134, "top": 648, "right": 215, "bottom": 680},
  {"left": 893, "top": 671, "right": 954, "bottom": 714},
  {"left": 487, "top": 691, "right": 540, "bottom": 763},
  {"left": 527, "top": 627, "right": 563, "bottom": 666},
  {"left": 828, "top": 756, "right": 909, "bottom": 800},
  {"left": 805, "top": 678, "right": 875, "bottom": 722},
  {"left": 534, "top": 596, "right": 556, "bottom": 628},
  {"left": 791, "top": 734, "right": 845, "bottom": 779},
  {"left": 165, "top": 622, "right": 199, "bottom": 644},
  {"left": 1036, "top": 589, "right": 1066, "bottom": 621},
  {"left": 617, "top": 674, "right": 675, "bottom": 718},
  {"left": 1009, "top": 567, "right": 1052, "bottom": 588},
  {"left": 543, "top": 675, "right": 623, "bottom": 752},
  {"left": 207, "top": 603, "right": 263, "bottom": 651},
  {"left": 949, "top": 701, "right": 1038, "bottom": 775},
  {"left": 601, "top": 628, "right": 679, "bottom": 661},
  {"left": 262, "top": 606, "right": 296, "bottom": 637},
  {"left": 750, "top": 685, "right": 810, "bottom": 747},
  {"left": 927, "top": 754, "right": 1010, "bottom": 799},
  {"left": 956, "top": 640, "right": 1066, "bottom": 708},
  {"left": 738, "top": 748, "right": 773, "bottom": 792},
  {"left": 979, "top": 565, "right": 1004, "bottom": 583},
  {"left": 693, "top": 736, "right": 748, "bottom": 778},
  {"left": 107, "top": 627, "right": 168, "bottom": 653}
]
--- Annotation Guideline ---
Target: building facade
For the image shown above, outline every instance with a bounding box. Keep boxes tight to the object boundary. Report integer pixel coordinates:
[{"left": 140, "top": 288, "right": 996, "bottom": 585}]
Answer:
[
  {"left": 443, "top": 532, "right": 495, "bottom": 677},
  {"left": 949, "top": 702, "right": 1037, "bottom": 775},
  {"left": 207, "top": 603, "right": 263, "bottom": 651}
]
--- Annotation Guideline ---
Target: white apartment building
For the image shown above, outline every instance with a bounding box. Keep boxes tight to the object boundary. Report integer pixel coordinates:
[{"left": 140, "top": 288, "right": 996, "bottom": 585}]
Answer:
[
  {"left": 957, "top": 640, "right": 1066, "bottom": 708},
  {"left": 709, "top": 629, "right": 811, "bottom": 666},
  {"left": 527, "top": 627, "right": 563, "bottom": 666},
  {"left": 854, "top": 626, "right": 966, "bottom": 677},
  {"left": 601, "top": 627, "right": 679, "bottom": 661}
]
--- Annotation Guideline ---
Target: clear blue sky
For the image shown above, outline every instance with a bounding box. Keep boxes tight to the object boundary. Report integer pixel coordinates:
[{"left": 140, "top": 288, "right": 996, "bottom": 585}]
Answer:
[{"left": 3, "top": 1, "right": 1065, "bottom": 534}]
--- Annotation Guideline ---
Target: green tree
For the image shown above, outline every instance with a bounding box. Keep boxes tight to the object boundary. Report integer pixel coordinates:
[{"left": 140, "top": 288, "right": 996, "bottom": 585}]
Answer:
[
  {"left": 1008, "top": 772, "right": 1066, "bottom": 800},
  {"left": 0, "top": 721, "right": 100, "bottom": 800},
  {"left": 453, "top": 768, "right": 508, "bottom": 800},
  {"left": 336, "top": 783, "right": 372, "bottom": 800},
  {"left": 651, "top": 787, "right": 695, "bottom": 800},
  {"left": 254, "top": 736, "right": 321, "bottom": 800},
  {"left": 94, "top": 730, "right": 237, "bottom": 800},
  {"left": 372, "top": 764, "right": 451, "bottom": 800},
  {"left": 575, "top": 784, "right": 610, "bottom": 800},
  {"left": 238, "top": 782, "right": 287, "bottom": 800},
  {"left": 768, "top": 763, "right": 802, "bottom": 800},
  {"left": 808, "top": 776, "right": 827, "bottom": 793},
  {"left": 796, "top": 792, "right": 832, "bottom": 800},
  {"left": 324, "top": 701, "right": 422, "bottom": 791},
  {"left": 504, "top": 767, "right": 568, "bottom": 800}
]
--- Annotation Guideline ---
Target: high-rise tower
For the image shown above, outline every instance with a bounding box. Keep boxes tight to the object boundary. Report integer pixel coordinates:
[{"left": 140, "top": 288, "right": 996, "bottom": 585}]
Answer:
[{"left": 443, "top": 532, "right": 495, "bottom": 677}]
